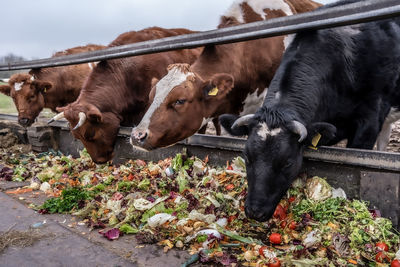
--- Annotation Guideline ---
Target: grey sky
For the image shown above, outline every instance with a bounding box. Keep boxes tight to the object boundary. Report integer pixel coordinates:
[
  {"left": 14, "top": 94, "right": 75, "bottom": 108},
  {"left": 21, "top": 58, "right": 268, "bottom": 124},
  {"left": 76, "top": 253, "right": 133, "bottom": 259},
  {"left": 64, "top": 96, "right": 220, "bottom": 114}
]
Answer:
[{"left": 1, "top": 0, "right": 335, "bottom": 59}]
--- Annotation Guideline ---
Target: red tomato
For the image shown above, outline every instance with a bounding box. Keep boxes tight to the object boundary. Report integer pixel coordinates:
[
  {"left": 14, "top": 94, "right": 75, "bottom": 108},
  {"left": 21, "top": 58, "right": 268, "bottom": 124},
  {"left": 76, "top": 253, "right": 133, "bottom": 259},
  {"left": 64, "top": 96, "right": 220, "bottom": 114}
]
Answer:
[
  {"left": 269, "top": 233, "right": 282, "bottom": 244},
  {"left": 280, "top": 221, "right": 287, "bottom": 229},
  {"left": 225, "top": 184, "right": 235, "bottom": 191},
  {"left": 268, "top": 258, "right": 281, "bottom": 267},
  {"left": 273, "top": 204, "right": 287, "bottom": 220},
  {"left": 391, "top": 259, "right": 400, "bottom": 267},
  {"left": 376, "top": 242, "right": 389, "bottom": 252},
  {"left": 289, "top": 221, "right": 297, "bottom": 230},
  {"left": 127, "top": 173, "right": 134, "bottom": 181},
  {"left": 226, "top": 165, "right": 233, "bottom": 170},
  {"left": 228, "top": 215, "right": 236, "bottom": 224},
  {"left": 376, "top": 252, "right": 390, "bottom": 263},
  {"left": 288, "top": 196, "right": 296, "bottom": 203}
]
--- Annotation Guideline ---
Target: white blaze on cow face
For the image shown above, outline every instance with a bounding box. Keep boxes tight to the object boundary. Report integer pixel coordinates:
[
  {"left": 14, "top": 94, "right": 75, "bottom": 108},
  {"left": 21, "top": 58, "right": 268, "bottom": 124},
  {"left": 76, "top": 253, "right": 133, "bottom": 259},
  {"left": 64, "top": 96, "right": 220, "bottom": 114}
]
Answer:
[
  {"left": 14, "top": 82, "right": 24, "bottom": 91},
  {"left": 239, "top": 88, "right": 268, "bottom": 116},
  {"left": 225, "top": 0, "right": 293, "bottom": 23},
  {"left": 257, "top": 122, "right": 282, "bottom": 141},
  {"left": 135, "top": 65, "right": 195, "bottom": 133}
]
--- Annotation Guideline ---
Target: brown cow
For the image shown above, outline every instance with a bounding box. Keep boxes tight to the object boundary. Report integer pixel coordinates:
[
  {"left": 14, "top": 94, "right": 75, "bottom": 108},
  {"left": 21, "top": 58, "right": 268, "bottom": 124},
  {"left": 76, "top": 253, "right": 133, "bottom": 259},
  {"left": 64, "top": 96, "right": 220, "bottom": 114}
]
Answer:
[
  {"left": 130, "top": 0, "right": 321, "bottom": 150},
  {"left": 51, "top": 27, "right": 202, "bottom": 164},
  {"left": 0, "top": 44, "right": 105, "bottom": 127}
]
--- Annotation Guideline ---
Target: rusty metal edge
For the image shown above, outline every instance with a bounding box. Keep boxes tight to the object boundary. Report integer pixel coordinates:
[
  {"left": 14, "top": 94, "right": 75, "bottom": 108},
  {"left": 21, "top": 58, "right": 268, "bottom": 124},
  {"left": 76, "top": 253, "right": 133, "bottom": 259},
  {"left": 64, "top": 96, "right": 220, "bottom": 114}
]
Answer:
[{"left": 1, "top": 114, "right": 399, "bottom": 172}]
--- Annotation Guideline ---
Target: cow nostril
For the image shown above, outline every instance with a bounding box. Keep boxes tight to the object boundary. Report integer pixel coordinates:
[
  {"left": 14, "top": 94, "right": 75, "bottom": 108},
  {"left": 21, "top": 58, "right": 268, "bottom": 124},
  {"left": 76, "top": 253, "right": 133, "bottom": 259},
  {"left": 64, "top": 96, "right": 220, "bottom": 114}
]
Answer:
[
  {"left": 245, "top": 205, "right": 268, "bottom": 221},
  {"left": 18, "top": 118, "right": 30, "bottom": 126},
  {"left": 138, "top": 132, "right": 147, "bottom": 142},
  {"left": 132, "top": 130, "right": 148, "bottom": 142}
]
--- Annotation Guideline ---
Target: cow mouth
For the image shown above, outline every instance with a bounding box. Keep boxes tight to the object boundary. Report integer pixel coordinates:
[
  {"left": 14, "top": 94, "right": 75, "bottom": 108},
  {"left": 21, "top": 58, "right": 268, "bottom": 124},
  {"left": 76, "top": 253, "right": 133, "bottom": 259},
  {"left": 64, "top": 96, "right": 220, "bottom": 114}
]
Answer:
[
  {"left": 129, "top": 136, "right": 151, "bottom": 151},
  {"left": 245, "top": 204, "right": 274, "bottom": 222},
  {"left": 130, "top": 141, "right": 153, "bottom": 152},
  {"left": 92, "top": 151, "right": 114, "bottom": 164},
  {"left": 18, "top": 118, "right": 34, "bottom": 127}
]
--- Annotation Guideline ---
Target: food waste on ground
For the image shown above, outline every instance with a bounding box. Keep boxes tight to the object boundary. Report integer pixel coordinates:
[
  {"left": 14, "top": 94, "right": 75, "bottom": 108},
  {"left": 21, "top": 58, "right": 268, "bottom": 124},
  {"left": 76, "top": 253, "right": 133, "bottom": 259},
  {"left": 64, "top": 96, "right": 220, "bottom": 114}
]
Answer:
[{"left": 1, "top": 147, "right": 399, "bottom": 266}]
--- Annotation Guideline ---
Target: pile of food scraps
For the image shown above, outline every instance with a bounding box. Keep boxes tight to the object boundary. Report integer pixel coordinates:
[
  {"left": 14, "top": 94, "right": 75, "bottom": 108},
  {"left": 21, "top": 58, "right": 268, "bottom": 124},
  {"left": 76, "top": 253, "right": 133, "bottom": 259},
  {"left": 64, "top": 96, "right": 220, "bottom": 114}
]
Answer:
[{"left": 1, "top": 148, "right": 399, "bottom": 266}]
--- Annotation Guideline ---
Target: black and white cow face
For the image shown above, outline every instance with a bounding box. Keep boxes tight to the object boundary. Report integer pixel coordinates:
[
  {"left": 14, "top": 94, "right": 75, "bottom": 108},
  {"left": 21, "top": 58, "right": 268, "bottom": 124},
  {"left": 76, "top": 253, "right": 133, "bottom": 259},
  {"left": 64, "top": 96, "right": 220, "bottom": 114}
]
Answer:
[
  {"left": 243, "top": 121, "right": 304, "bottom": 221},
  {"left": 221, "top": 114, "right": 337, "bottom": 221}
]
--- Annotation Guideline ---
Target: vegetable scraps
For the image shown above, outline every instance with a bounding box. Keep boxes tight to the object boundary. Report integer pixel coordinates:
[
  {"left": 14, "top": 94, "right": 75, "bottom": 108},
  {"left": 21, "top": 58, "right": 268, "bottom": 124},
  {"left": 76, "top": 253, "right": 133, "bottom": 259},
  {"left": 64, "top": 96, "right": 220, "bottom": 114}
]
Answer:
[{"left": 1, "top": 148, "right": 399, "bottom": 266}]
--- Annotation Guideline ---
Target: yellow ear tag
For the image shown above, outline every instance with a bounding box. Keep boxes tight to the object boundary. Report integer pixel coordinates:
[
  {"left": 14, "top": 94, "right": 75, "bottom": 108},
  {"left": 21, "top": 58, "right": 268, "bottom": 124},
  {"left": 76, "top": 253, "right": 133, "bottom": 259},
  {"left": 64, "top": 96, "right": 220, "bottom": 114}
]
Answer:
[
  {"left": 44, "top": 88, "right": 47, "bottom": 93},
  {"left": 208, "top": 87, "right": 219, "bottom": 96},
  {"left": 308, "top": 132, "right": 321, "bottom": 150}
]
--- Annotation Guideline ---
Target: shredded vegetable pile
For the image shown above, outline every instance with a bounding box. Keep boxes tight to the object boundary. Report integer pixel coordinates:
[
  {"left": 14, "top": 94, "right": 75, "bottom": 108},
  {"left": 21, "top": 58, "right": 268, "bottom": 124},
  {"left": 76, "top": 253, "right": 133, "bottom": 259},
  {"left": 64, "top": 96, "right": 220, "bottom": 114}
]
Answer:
[{"left": 1, "top": 148, "right": 400, "bottom": 266}]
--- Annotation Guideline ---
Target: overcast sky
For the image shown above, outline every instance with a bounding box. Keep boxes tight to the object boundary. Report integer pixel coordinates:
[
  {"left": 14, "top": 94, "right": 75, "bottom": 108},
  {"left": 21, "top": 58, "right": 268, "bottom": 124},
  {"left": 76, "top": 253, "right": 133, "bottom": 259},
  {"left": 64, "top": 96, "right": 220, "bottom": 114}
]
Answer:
[{"left": 1, "top": 0, "right": 335, "bottom": 59}]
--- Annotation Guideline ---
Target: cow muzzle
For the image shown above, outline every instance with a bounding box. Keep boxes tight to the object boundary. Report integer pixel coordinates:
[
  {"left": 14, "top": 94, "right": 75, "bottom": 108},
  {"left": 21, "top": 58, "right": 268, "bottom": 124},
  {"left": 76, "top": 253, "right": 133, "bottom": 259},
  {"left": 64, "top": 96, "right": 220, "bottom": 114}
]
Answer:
[
  {"left": 18, "top": 117, "right": 33, "bottom": 127},
  {"left": 245, "top": 201, "right": 274, "bottom": 222},
  {"left": 130, "top": 128, "right": 152, "bottom": 150}
]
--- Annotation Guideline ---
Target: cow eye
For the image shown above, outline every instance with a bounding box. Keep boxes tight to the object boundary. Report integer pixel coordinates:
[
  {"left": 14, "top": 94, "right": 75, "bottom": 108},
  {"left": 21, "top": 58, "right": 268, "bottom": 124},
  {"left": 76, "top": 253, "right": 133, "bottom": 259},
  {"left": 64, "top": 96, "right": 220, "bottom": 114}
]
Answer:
[
  {"left": 284, "top": 161, "right": 293, "bottom": 168},
  {"left": 175, "top": 99, "right": 186, "bottom": 105}
]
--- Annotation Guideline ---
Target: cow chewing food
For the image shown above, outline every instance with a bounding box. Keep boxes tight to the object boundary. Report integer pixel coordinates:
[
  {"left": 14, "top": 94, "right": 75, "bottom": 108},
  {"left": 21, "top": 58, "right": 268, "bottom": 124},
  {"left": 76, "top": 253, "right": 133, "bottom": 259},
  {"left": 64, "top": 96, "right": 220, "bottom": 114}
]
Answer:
[
  {"left": 220, "top": 0, "right": 400, "bottom": 221},
  {"left": 50, "top": 27, "right": 202, "bottom": 164},
  {"left": 130, "top": 0, "right": 321, "bottom": 150},
  {"left": 0, "top": 44, "right": 105, "bottom": 127}
]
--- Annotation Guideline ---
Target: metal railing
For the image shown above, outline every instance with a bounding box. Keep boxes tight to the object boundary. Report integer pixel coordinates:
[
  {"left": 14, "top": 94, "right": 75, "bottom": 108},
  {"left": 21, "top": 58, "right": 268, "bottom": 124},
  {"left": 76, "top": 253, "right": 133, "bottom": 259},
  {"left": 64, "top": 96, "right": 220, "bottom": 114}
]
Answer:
[{"left": 0, "top": 0, "right": 400, "bottom": 71}]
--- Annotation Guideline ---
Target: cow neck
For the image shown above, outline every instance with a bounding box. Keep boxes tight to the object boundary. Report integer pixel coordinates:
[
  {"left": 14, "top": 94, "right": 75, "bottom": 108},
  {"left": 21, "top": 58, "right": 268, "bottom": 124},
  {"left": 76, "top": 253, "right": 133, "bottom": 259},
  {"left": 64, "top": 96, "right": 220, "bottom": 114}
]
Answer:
[{"left": 192, "top": 41, "right": 278, "bottom": 119}]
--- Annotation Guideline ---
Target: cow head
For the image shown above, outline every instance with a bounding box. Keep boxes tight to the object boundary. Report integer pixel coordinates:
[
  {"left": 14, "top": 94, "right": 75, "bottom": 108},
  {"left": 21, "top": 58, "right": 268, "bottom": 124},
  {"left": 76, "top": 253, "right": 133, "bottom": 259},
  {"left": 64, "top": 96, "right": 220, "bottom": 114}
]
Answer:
[
  {"left": 130, "top": 63, "right": 234, "bottom": 150},
  {"left": 220, "top": 113, "right": 336, "bottom": 221},
  {"left": 52, "top": 103, "right": 120, "bottom": 164},
  {"left": 0, "top": 73, "right": 52, "bottom": 127}
]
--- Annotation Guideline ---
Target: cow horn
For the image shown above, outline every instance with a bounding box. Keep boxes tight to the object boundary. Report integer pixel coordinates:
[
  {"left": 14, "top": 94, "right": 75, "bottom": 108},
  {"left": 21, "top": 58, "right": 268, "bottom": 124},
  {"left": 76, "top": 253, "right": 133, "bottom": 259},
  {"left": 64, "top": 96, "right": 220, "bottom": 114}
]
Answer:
[
  {"left": 47, "top": 112, "right": 65, "bottom": 124},
  {"left": 290, "top": 120, "right": 308, "bottom": 142},
  {"left": 232, "top": 114, "right": 255, "bottom": 129},
  {"left": 73, "top": 112, "right": 87, "bottom": 130}
]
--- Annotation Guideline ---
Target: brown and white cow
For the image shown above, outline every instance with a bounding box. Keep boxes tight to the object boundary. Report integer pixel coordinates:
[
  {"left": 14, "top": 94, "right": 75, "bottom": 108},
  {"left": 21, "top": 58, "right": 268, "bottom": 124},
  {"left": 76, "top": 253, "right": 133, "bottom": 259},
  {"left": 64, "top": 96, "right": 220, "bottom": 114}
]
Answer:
[
  {"left": 51, "top": 27, "right": 202, "bottom": 164},
  {"left": 130, "top": 0, "right": 321, "bottom": 150},
  {"left": 0, "top": 44, "right": 105, "bottom": 127}
]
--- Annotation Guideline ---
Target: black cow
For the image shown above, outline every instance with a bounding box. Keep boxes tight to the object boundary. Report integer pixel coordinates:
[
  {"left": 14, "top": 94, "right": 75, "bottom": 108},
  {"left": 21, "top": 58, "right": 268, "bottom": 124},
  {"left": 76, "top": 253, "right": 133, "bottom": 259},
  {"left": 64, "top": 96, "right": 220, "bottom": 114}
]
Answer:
[{"left": 220, "top": 0, "right": 400, "bottom": 221}]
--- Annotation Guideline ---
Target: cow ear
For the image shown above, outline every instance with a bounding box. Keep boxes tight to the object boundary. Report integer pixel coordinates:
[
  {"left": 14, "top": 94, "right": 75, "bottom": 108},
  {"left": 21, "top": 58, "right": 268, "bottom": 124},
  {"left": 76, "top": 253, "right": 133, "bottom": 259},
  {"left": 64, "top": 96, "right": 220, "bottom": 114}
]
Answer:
[
  {"left": 32, "top": 80, "right": 53, "bottom": 93},
  {"left": 87, "top": 105, "right": 103, "bottom": 123},
  {"left": 220, "top": 114, "right": 250, "bottom": 136},
  {"left": 305, "top": 122, "right": 337, "bottom": 147},
  {"left": 0, "top": 85, "right": 11, "bottom": 96},
  {"left": 203, "top": 73, "right": 234, "bottom": 99}
]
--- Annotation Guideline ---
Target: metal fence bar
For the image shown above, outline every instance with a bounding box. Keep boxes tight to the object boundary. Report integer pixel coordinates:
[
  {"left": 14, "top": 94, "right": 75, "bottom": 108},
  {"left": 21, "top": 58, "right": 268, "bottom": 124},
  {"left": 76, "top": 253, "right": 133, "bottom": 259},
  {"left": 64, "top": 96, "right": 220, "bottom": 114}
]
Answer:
[{"left": 1, "top": 0, "right": 400, "bottom": 71}]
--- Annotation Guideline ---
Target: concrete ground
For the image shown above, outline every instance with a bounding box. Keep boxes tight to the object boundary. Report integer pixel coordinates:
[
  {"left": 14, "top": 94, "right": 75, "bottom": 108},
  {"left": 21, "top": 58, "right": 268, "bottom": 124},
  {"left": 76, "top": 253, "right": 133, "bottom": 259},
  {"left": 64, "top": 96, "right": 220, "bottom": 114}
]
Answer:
[{"left": 0, "top": 181, "right": 194, "bottom": 267}]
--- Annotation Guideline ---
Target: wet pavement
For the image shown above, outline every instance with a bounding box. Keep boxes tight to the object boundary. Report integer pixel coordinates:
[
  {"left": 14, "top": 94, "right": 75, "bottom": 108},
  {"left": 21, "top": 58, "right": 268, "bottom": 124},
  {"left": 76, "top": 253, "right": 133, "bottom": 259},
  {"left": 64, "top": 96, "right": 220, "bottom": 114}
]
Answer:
[{"left": 0, "top": 183, "right": 193, "bottom": 267}]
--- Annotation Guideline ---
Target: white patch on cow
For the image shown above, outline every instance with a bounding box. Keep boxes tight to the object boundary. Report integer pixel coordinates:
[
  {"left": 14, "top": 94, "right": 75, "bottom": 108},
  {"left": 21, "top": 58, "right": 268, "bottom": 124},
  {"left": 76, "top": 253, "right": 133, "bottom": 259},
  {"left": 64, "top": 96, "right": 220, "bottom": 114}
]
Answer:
[
  {"left": 225, "top": 1, "right": 245, "bottom": 23},
  {"left": 224, "top": 0, "right": 293, "bottom": 23},
  {"left": 341, "top": 25, "right": 361, "bottom": 36},
  {"left": 257, "top": 122, "right": 282, "bottom": 141},
  {"left": 376, "top": 108, "right": 400, "bottom": 151},
  {"left": 14, "top": 82, "right": 23, "bottom": 91},
  {"left": 88, "top": 63, "right": 93, "bottom": 70},
  {"left": 283, "top": 34, "right": 295, "bottom": 50},
  {"left": 201, "top": 117, "right": 213, "bottom": 129},
  {"left": 30, "top": 76, "right": 34, "bottom": 81},
  {"left": 239, "top": 88, "right": 268, "bottom": 116},
  {"left": 134, "top": 66, "right": 194, "bottom": 132}
]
